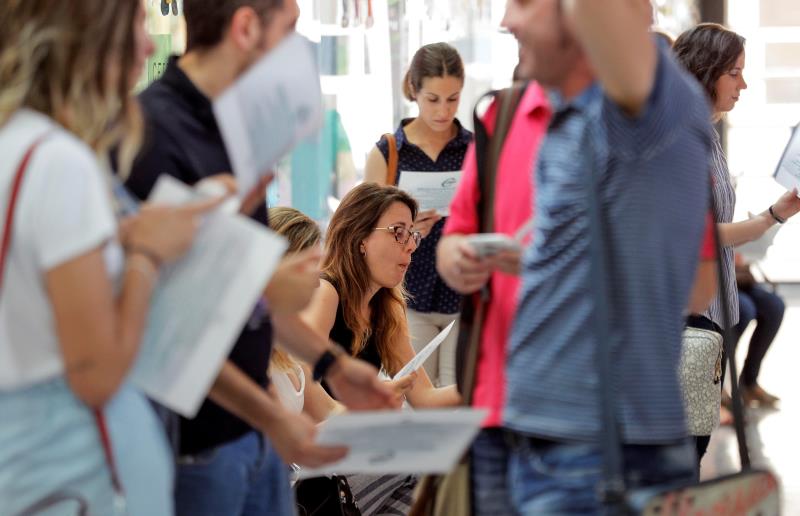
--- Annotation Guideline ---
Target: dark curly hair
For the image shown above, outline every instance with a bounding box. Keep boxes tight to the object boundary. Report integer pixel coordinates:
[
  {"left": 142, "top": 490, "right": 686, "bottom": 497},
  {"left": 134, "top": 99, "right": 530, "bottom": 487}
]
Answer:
[{"left": 673, "top": 23, "right": 745, "bottom": 104}]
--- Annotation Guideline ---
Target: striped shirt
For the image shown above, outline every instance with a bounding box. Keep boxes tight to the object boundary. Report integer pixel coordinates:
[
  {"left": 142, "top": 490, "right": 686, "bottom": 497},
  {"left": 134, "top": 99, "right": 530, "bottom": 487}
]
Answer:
[
  {"left": 703, "top": 129, "right": 739, "bottom": 327},
  {"left": 504, "top": 46, "right": 712, "bottom": 444}
]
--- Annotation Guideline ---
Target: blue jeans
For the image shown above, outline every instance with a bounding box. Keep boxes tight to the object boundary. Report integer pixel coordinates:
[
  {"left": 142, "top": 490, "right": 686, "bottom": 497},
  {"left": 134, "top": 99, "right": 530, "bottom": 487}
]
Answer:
[
  {"left": 732, "top": 285, "right": 785, "bottom": 386},
  {"left": 174, "top": 431, "right": 295, "bottom": 516},
  {"left": 507, "top": 434, "right": 697, "bottom": 515},
  {"left": 0, "top": 378, "right": 172, "bottom": 516},
  {"left": 471, "top": 428, "right": 514, "bottom": 516}
]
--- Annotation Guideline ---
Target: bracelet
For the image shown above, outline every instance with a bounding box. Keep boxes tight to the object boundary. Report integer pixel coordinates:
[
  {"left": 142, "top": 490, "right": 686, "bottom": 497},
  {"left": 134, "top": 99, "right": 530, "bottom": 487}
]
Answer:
[
  {"left": 768, "top": 205, "right": 786, "bottom": 224},
  {"left": 125, "top": 244, "right": 162, "bottom": 267},
  {"left": 312, "top": 344, "right": 346, "bottom": 382}
]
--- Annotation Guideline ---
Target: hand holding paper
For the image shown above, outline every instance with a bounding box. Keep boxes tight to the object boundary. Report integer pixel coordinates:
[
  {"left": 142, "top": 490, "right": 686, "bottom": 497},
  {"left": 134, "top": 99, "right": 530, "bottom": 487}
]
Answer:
[
  {"left": 132, "top": 176, "right": 288, "bottom": 417},
  {"left": 398, "top": 171, "right": 462, "bottom": 216},
  {"left": 394, "top": 321, "right": 455, "bottom": 380}
]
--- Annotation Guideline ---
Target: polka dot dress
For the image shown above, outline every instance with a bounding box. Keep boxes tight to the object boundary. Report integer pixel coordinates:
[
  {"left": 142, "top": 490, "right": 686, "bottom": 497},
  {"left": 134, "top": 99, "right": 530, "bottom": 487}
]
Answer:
[{"left": 376, "top": 118, "right": 473, "bottom": 314}]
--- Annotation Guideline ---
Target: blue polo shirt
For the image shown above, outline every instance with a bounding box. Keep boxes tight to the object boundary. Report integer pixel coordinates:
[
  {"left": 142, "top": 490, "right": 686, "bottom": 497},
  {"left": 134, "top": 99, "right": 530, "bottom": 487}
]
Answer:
[{"left": 504, "top": 45, "right": 711, "bottom": 444}]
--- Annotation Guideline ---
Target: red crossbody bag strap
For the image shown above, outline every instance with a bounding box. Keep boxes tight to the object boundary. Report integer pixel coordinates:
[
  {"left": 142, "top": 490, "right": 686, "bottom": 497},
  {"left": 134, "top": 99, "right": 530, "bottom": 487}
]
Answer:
[{"left": 1, "top": 132, "right": 125, "bottom": 506}]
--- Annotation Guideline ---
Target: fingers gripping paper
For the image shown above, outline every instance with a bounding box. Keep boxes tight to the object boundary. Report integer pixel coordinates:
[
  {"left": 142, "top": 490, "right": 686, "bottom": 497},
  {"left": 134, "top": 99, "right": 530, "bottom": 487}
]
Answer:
[{"left": 393, "top": 321, "right": 455, "bottom": 380}]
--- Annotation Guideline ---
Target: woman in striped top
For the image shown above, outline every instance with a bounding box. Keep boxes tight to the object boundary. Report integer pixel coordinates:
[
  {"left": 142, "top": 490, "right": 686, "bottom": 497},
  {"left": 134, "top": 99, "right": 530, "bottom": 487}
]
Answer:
[{"left": 675, "top": 23, "right": 800, "bottom": 455}]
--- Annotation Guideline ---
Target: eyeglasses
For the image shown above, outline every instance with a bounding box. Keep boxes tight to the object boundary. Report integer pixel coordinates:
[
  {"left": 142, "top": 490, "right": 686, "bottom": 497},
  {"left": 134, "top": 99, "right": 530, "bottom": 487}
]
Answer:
[{"left": 373, "top": 225, "right": 422, "bottom": 246}]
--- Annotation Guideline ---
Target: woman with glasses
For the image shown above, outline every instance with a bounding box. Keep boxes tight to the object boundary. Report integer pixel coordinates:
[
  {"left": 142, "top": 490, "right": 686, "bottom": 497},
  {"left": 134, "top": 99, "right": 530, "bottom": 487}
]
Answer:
[
  {"left": 301, "top": 182, "right": 459, "bottom": 408},
  {"left": 364, "top": 42, "right": 472, "bottom": 387}
]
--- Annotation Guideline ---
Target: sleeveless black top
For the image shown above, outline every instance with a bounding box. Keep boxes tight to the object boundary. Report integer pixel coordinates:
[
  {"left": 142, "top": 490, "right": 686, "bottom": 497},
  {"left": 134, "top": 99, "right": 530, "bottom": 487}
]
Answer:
[{"left": 323, "top": 276, "right": 382, "bottom": 371}]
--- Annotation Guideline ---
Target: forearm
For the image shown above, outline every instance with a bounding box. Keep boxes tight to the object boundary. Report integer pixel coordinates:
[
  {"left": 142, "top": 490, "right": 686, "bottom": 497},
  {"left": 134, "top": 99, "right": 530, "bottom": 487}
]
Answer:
[
  {"left": 565, "top": 0, "right": 656, "bottom": 113},
  {"left": 272, "top": 313, "right": 331, "bottom": 366},
  {"left": 408, "top": 384, "right": 461, "bottom": 408},
  {"left": 718, "top": 213, "right": 775, "bottom": 247},
  {"left": 207, "top": 361, "right": 285, "bottom": 433}
]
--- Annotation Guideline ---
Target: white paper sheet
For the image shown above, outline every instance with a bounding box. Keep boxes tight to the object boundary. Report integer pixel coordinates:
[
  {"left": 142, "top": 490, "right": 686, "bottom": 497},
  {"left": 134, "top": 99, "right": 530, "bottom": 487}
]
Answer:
[
  {"left": 297, "top": 409, "right": 486, "bottom": 478},
  {"left": 213, "top": 33, "right": 323, "bottom": 197},
  {"left": 132, "top": 176, "right": 287, "bottom": 417},
  {"left": 398, "top": 171, "right": 462, "bottom": 216},
  {"left": 393, "top": 321, "right": 455, "bottom": 380},
  {"left": 774, "top": 124, "right": 800, "bottom": 193}
]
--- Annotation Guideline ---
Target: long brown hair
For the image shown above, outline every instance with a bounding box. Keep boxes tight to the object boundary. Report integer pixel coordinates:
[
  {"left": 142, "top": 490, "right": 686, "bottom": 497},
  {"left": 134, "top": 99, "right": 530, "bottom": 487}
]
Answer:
[
  {"left": 322, "top": 183, "right": 418, "bottom": 375},
  {"left": 268, "top": 206, "right": 321, "bottom": 372},
  {"left": 0, "top": 0, "right": 144, "bottom": 175}
]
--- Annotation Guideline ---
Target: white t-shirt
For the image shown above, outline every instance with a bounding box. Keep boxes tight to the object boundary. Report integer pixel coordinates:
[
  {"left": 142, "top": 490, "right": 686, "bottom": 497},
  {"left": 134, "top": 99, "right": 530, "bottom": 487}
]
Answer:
[
  {"left": 0, "top": 109, "right": 122, "bottom": 389},
  {"left": 271, "top": 365, "right": 305, "bottom": 414}
]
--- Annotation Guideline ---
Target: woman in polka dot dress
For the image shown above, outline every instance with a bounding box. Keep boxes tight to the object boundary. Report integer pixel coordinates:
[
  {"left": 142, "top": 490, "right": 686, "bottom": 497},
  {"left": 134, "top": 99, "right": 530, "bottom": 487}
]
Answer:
[{"left": 364, "top": 42, "right": 473, "bottom": 387}]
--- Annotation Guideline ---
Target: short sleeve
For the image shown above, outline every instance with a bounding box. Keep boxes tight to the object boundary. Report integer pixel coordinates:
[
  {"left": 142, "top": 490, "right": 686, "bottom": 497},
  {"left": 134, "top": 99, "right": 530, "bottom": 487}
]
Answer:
[
  {"left": 30, "top": 136, "right": 116, "bottom": 270},
  {"left": 700, "top": 212, "right": 716, "bottom": 260},
  {"left": 602, "top": 42, "right": 711, "bottom": 161}
]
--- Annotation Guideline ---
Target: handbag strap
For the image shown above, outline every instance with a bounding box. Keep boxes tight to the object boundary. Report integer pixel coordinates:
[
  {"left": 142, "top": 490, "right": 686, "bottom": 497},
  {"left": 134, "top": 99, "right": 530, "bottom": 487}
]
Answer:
[
  {"left": 0, "top": 132, "right": 126, "bottom": 506},
  {"left": 590, "top": 156, "right": 753, "bottom": 509},
  {"left": 455, "top": 84, "right": 528, "bottom": 401},
  {"left": 383, "top": 133, "right": 399, "bottom": 185}
]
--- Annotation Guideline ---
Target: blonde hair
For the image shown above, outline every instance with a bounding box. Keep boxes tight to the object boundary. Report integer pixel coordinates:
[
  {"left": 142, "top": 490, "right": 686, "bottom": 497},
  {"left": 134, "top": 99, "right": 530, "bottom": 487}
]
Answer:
[
  {"left": 0, "top": 0, "right": 144, "bottom": 175},
  {"left": 268, "top": 206, "right": 322, "bottom": 372}
]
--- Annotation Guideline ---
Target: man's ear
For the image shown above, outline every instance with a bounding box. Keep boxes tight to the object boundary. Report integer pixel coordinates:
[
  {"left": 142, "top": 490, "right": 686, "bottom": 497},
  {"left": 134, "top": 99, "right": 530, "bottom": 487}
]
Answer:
[{"left": 227, "top": 6, "right": 263, "bottom": 53}]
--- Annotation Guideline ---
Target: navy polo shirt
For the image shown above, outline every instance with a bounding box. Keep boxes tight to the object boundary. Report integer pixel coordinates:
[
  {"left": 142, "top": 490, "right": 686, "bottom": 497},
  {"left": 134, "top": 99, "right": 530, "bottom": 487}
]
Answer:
[
  {"left": 127, "top": 57, "right": 272, "bottom": 456},
  {"left": 376, "top": 118, "right": 472, "bottom": 314}
]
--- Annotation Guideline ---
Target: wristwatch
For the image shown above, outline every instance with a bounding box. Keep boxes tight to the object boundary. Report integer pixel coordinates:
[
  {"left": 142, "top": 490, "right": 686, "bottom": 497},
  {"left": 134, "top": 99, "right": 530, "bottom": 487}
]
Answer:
[{"left": 312, "top": 344, "right": 346, "bottom": 382}]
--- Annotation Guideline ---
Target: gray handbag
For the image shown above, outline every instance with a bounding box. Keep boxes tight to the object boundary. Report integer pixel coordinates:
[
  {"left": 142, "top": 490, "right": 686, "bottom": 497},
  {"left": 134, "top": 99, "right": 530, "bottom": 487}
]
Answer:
[{"left": 678, "top": 326, "right": 723, "bottom": 436}]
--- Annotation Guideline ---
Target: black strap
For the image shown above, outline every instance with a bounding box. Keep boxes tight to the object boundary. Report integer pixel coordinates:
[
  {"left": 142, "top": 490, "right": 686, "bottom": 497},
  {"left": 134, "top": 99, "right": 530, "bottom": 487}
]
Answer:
[{"left": 454, "top": 84, "right": 528, "bottom": 398}]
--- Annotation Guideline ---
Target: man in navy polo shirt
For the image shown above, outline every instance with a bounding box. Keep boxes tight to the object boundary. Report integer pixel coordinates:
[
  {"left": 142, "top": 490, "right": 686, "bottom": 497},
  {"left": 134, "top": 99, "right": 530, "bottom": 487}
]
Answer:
[
  {"left": 499, "top": 0, "right": 712, "bottom": 513},
  {"left": 127, "top": 1, "right": 396, "bottom": 514}
]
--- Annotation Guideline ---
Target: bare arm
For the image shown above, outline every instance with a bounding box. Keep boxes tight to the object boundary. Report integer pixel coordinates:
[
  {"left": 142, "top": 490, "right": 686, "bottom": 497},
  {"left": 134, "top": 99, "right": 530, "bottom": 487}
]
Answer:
[
  {"left": 564, "top": 0, "right": 657, "bottom": 114},
  {"left": 687, "top": 261, "right": 717, "bottom": 314},
  {"left": 299, "top": 363, "right": 345, "bottom": 423},
  {"left": 47, "top": 250, "right": 155, "bottom": 408},
  {"left": 364, "top": 146, "right": 389, "bottom": 185},
  {"left": 718, "top": 190, "right": 800, "bottom": 246},
  {"left": 47, "top": 198, "right": 220, "bottom": 408},
  {"left": 717, "top": 215, "right": 775, "bottom": 248}
]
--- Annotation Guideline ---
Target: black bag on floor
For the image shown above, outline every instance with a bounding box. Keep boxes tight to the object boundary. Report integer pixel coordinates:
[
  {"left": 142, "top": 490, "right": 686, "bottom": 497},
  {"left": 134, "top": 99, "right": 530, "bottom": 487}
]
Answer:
[{"left": 295, "top": 475, "right": 361, "bottom": 516}]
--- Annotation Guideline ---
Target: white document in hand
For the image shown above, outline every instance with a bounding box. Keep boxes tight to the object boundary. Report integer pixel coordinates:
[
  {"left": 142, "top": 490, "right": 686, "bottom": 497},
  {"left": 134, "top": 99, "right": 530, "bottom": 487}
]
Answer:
[
  {"left": 774, "top": 124, "right": 800, "bottom": 192},
  {"left": 213, "top": 32, "right": 323, "bottom": 197},
  {"left": 297, "top": 409, "right": 486, "bottom": 478},
  {"left": 394, "top": 320, "right": 455, "bottom": 380},
  {"left": 132, "top": 176, "right": 287, "bottom": 418},
  {"left": 398, "top": 171, "right": 462, "bottom": 216}
]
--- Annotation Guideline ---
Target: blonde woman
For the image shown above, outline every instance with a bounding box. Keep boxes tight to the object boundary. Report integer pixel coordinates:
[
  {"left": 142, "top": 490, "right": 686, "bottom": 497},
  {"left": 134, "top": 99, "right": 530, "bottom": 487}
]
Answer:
[
  {"left": 0, "top": 2, "right": 220, "bottom": 514},
  {"left": 267, "top": 207, "right": 340, "bottom": 422}
]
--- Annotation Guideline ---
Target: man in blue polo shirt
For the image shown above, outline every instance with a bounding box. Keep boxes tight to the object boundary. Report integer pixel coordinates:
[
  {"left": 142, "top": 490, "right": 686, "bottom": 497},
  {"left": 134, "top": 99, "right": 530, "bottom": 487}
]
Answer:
[{"left": 499, "top": 0, "right": 711, "bottom": 513}]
